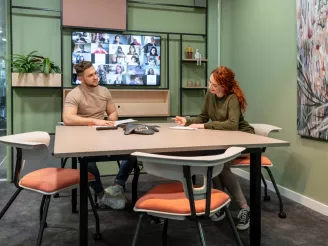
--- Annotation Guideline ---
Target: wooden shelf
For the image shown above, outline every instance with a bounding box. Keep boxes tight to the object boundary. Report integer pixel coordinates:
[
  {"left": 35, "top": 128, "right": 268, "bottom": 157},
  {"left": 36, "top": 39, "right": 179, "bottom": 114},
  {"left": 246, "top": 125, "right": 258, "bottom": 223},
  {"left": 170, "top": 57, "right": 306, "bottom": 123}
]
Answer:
[
  {"left": 12, "top": 86, "right": 61, "bottom": 89},
  {"left": 182, "top": 59, "right": 208, "bottom": 62},
  {"left": 63, "top": 88, "right": 170, "bottom": 117},
  {"left": 12, "top": 73, "right": 61, "bottom": 87}
]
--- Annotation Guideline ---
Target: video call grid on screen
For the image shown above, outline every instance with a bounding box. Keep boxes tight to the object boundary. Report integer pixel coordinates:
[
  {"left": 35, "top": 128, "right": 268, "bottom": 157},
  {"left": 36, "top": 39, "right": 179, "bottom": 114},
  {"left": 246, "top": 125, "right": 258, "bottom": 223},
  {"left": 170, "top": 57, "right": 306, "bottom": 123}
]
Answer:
[{"left": 71, "top": 31, "right": 161, "bottom": 86}]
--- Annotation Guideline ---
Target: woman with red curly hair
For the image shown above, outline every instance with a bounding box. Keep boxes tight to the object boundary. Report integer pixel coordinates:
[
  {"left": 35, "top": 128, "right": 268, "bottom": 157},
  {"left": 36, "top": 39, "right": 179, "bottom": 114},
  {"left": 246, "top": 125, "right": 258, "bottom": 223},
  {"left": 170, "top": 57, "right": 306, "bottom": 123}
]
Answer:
[{"left": 175, "top": 66, "right": 254, "bottom": 231}]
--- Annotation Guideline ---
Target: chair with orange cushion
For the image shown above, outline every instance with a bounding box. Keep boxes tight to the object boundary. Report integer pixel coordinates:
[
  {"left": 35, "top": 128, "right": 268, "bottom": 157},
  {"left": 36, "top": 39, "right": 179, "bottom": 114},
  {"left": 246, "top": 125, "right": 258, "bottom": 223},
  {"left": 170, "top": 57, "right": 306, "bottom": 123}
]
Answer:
[
  {"left": 131, "top": 147, "right": 245, "bottom": 246},
  {"left": 231, "top": 124, "right": 286, "bottom": 219},
  {"left": 0, "top": 132, "right": 101, "bottom": 246}
]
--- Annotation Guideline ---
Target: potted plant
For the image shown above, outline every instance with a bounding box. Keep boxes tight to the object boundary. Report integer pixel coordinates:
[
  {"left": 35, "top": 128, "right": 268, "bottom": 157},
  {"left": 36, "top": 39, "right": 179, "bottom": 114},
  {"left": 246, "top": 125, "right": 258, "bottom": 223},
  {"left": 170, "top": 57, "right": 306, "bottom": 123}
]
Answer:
[{"left": 10, "top": 51, "right": 61, "bottom": 87}]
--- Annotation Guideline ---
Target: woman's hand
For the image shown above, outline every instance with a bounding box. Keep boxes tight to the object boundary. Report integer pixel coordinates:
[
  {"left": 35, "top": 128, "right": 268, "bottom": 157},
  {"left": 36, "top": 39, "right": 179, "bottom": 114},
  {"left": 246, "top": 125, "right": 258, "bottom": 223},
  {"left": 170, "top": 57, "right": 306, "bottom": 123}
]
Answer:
[
  {"left": 189, "top": 124, "right": 204, "bottom": 129},
  {"left": 174, "top": 116, "right": 187, "bottom": 126}
]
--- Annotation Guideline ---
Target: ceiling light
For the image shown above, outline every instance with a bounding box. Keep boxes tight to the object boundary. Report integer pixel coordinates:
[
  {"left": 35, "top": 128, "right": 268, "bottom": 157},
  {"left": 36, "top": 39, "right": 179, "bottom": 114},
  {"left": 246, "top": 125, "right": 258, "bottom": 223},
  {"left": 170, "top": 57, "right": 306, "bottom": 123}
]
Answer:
[
  {"left": 0, "top": 31, "right": 2, "bottom": 33},
  {"left": 1, "top": 38, "right": 6, "bottom": 41}
]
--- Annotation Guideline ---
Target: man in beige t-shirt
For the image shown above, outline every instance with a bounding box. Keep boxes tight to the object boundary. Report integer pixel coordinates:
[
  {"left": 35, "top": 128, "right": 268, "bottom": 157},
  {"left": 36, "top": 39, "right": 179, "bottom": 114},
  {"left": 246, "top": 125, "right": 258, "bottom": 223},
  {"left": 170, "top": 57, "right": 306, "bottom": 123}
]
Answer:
[
  {"left": 64, "top": 70, "right": 117, "bottom": 126},
  {"left": 63, "top": 61, "right": 136, "bottom": 210}
]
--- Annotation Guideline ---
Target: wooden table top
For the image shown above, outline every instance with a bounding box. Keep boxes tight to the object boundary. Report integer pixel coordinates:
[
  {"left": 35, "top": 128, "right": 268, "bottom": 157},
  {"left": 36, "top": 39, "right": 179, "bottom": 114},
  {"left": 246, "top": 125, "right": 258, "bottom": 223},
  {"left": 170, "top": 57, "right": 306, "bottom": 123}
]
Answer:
[{"left": 54, "top": 123, "right": 290, "bottom": 158}]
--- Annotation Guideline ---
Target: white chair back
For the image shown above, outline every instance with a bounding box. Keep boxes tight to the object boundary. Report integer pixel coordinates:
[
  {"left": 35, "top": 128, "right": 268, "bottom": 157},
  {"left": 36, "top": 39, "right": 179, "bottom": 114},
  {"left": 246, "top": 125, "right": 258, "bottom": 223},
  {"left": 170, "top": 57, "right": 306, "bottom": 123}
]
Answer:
[
  {"left": 132, "top": 147, "right": 245, "bottom": 200},
  {"left": 0, "top": 131, "right": 50, "bottom": 160},
  {"left": 250, "top": 124, "right": 282, "bottom": 137}
]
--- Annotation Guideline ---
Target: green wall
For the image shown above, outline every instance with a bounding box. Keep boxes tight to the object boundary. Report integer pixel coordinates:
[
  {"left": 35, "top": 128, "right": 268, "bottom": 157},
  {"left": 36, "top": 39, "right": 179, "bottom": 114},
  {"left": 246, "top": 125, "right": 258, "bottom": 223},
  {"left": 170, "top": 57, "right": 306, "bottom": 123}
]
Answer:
[
  {"left": 7, "top": 0, "right": 219, "bottom": 179},
  {"left": 11, "top": 1, "right": 62, "bottom": 134},
  {"left": 221, "top": 0, "right": 328, "bottom": 205}
]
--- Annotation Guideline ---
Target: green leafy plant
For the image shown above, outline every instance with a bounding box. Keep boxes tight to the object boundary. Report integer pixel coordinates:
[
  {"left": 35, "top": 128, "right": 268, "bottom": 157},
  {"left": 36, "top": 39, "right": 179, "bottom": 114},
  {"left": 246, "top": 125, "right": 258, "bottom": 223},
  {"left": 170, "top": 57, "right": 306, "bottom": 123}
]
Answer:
[
  {"left": 36, "top": 56, "right": 61, "bottom": 74},
  {"left": 9, "top": 50, "right": 61, "bottom": 77},
  {"left": 11, "top": 51, "right": 41, "bottom": 77}
]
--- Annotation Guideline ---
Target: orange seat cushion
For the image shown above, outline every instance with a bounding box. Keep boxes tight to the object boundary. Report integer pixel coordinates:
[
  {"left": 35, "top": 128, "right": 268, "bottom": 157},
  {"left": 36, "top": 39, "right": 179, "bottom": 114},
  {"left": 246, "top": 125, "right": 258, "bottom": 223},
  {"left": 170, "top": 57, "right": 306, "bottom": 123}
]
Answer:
[
  {"left": 19, "top": 168, "right": 95, "bottom": 193},
  {"left": 232, "top": 155, "right": 272, "bottom": 166},
  {"left": 135, "top": 182, "right": 230, "bottom": 215}
]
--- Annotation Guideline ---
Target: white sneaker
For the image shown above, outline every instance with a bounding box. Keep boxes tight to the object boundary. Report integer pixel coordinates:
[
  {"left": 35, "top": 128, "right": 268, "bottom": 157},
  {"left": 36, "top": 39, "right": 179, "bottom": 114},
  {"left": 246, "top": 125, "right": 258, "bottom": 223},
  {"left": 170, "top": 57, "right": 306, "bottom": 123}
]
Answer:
[
  {"left": 105, "top": 185, "right": 124, "bottom": 196},
  {"left": 99, "top": 193, "right": 127, "bottom": 210}
]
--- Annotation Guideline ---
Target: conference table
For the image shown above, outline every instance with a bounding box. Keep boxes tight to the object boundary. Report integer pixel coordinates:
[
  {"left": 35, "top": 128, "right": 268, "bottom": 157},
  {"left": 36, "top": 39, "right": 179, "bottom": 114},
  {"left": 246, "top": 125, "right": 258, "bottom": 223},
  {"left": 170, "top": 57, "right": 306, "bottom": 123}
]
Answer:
[{"left": 53, "top": 123, "right": 289, "bottom": 246}]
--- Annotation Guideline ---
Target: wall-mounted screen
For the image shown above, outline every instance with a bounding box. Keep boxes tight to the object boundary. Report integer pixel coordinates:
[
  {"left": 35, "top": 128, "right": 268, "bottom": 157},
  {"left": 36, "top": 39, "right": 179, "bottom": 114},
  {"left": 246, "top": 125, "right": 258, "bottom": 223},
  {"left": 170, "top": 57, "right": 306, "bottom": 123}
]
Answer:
[{"left": 71, "top": 31, "right": 161, "bottom": 86}]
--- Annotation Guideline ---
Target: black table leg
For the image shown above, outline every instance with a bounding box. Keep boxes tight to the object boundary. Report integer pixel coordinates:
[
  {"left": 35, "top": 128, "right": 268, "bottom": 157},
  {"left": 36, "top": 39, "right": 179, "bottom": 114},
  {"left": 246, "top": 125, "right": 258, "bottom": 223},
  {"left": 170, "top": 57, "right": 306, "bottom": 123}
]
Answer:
[
  {"left": 72, "top": 157, "right": 78, "bottom": 213},
  {"left": 249, "top": 149, "right": 262, "bottom": 246},
  {"left": 79, "top": 157, "right": 88, "bottom": 246},
  {"left": 132, "top": 162, "right": 140, "bottom": 206}
]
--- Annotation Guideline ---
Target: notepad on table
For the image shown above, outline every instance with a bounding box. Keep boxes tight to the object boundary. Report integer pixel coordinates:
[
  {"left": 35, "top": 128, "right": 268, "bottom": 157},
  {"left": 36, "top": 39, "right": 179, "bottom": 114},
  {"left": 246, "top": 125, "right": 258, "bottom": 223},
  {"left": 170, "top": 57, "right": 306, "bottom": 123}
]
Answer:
[
  {"left": 169, "top": 126, "right": 196, "bottom": 130},
  {"left": 91, "top": 119, "right": 137, "bottom": 128},
  {"left": 114, "top": 118, "right": 137, "bottom": 126}
]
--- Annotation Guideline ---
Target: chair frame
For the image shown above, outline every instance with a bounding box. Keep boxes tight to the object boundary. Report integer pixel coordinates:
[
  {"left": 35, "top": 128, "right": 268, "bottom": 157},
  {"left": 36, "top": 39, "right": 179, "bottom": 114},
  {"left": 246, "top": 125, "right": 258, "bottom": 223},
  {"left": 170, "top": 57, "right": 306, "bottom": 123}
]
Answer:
[
  {"left": 260, "top": 149, "right": 286, "bottom": 218},
  {"left": 0, "top": 144, "right": 101, "bottom": 245},
  {"left": 131, "top": 148, "right": 245, "bottom": 246},
  {"left": 55, "top": 157, "right": 141, "bottom": 209},
  {"left": 232, "top": 124, "right": 286, "bottom": 219}
]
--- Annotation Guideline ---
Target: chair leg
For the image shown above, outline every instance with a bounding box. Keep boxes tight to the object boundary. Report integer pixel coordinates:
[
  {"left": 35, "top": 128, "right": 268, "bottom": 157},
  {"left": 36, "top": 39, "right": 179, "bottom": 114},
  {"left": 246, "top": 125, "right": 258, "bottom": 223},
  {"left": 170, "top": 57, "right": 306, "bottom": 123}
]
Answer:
[
  {"left": 94, "top": 191, "right": 99, "bottom": 209},
  {"left": 39, "top": 195, "right": 48, "bottom": 228},
  {"left": 223, "top": 206, "right": 243, "bottom": 246},
  {"left": 40, "top": 195, "right": 46, "bottom": 221},
  {"left": 162, "top": 219, "right": 168, "bottom": 246},
  {"left": 132, "top": 213, "right": 145, "bottom": 246},
  {"left": 264, "top": 167, "right": 286, "bottom": 219},
  {"left": 261, "top": 173, "right": 270, "bottom": 201},
  {"left": 132, "top": 162, "right": 140, "bottom": 205},
  {"left": 88, "top": 187, "right": 102, "bottom": 240},
  {"left": 36, "top": 195, "right": 51, "bottom": 246},
  {"left": 195, "top": 218, "right": 207, "bottom": 246},
  {"left": 116, "top": 160, "right": 121, "bottom": 169},
  {"left": 0, "top": 188, "right": 22, "bottom": 219},
  {"left": 61, "top": 157, "right": 69, "bottom": 168},
  {"left": 192, "top": 175, "right": 196, "bottom": 185}
]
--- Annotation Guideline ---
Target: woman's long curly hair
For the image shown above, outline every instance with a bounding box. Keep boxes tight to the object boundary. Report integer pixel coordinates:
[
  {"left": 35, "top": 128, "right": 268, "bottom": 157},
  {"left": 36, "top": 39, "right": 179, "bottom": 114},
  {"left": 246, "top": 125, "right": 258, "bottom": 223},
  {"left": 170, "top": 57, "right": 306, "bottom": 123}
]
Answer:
[{"left": 211, "top": 66, "right": 247, "bottom": 113}]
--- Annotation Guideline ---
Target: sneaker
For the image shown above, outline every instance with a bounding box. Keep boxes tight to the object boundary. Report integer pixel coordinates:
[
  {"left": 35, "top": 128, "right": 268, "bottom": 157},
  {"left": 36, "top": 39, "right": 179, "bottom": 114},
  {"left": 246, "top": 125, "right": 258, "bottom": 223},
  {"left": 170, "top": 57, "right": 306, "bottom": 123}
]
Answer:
[
  {"left": 236, "top": 208, "right": 250, "bottom": 231},
  {"left": 148, "top": 215, "right": 165, "bottom": 225},
  {"left": 100, "top": 185, "right": 127, "bottom": 210},
  {"left": 99, "top": 192, "right": 127, "bottom": 210},
  {"left": 105, "top": 185, "right": 124, "bottom": 196},
  {"left": 210, "top": 209, "right": 226, "bottom": 222}
]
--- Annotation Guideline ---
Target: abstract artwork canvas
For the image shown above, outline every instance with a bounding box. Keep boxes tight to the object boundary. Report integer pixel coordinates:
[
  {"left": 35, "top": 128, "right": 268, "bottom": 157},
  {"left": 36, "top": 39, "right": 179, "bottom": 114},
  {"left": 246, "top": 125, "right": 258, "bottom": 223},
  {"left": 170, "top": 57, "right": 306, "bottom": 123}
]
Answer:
[{"left": 297, "top": 0, "right": 328, "bottom": 140}]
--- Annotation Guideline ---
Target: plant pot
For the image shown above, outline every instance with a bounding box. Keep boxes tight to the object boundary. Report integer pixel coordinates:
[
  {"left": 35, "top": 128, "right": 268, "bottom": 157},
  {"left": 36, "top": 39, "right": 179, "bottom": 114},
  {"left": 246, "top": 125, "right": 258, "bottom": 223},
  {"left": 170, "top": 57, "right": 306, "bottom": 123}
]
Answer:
[
  {"left": 187, "top": 80, "right": 194, "bottom": 87},
  {"left": 11, "top": 72, "right": 61, "bottom": 87}
]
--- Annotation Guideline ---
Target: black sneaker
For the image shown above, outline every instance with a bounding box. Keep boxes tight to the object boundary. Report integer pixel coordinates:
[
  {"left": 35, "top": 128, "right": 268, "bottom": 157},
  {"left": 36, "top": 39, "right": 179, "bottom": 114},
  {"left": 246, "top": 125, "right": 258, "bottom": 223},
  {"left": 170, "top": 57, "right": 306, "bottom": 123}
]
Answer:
[
  {"left": 210, "top": 209, "right": 226, "bottom": 222},
  {"left": 148, "top": 215, "right": 164, "bottom": 225},
  {"left": 236, "top": 208, "right": 250, "bottom": 230}
]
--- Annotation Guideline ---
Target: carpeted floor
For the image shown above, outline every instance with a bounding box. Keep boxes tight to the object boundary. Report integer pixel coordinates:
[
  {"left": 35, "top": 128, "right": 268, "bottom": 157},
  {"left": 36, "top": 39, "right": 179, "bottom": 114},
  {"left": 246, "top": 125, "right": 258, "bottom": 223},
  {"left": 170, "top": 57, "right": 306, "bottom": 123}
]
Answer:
[{"left": 1, "top": 174, "right": 328, "bottom": 246}]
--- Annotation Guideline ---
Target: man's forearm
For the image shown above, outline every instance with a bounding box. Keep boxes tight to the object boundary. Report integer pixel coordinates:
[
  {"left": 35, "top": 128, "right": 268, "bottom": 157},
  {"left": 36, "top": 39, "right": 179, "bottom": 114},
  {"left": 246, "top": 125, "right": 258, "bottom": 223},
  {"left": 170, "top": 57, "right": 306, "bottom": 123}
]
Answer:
[
  {"left": 108, "top": 111, "right": 118, "bottom": 121},
  {"left": 63, "top": 115, "right": 97, "bottom": 126}
]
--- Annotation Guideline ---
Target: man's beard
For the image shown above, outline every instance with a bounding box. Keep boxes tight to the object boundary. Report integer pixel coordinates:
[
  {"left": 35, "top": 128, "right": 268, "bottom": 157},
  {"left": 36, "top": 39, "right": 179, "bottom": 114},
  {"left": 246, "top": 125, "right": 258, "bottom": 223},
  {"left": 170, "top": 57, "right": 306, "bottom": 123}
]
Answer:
[{"left": 86, "top": 81, "right": 98, "bottom": 87}]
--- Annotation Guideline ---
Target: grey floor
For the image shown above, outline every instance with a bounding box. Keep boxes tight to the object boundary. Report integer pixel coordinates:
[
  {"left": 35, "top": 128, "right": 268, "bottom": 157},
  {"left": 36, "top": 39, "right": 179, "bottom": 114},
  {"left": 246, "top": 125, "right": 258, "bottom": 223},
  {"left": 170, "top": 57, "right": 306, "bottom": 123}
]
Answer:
[
  {"left": 1, "top": 174, "right": 328, "bottom": 246},
  {"left": 0, "top": 129, "right": 7, "bottom": 179}
]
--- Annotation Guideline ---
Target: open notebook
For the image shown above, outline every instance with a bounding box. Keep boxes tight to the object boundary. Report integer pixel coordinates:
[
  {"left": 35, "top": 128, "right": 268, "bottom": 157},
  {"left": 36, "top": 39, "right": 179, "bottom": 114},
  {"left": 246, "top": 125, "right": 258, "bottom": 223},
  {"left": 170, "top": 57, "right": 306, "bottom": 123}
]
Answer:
[
  {"left": 92, "top": 118, "right": 137, "bottom": 128},
  {"left": 58, "top": 119, "right": 137, "bottom": 127},
  {"left": 169, "top": 126, "right": 197, "bottom": 130}
]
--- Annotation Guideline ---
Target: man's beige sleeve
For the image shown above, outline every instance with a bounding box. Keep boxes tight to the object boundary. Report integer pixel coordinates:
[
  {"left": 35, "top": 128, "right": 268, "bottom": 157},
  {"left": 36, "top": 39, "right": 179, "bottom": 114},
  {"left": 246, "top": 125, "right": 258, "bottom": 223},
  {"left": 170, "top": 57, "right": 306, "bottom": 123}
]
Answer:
[
  {"left": 106, "top": 88, "right": 113, "bottom": 106},
  {"left": 64, "top": 91, "right": 79, "bottom": 108}
]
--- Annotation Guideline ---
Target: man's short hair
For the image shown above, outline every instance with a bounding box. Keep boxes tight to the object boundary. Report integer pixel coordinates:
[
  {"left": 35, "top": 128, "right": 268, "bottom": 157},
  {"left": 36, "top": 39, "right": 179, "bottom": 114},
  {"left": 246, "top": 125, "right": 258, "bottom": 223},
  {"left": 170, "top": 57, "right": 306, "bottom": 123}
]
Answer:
[{"left": 74, "top": 61, "right": 93, "bottom": 76}]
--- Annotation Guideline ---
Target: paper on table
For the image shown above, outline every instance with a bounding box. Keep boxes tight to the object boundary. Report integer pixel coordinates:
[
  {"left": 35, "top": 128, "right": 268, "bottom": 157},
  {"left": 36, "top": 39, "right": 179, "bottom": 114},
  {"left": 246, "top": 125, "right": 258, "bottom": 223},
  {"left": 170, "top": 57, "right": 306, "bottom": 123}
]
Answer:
[
  {"left": 114, "top": 118, "right": 137, "bottom": 126},
  {"left": 91, "top": 118, "right": 137, "bottom": 128},
  {"left": 169, "top": 126, "right": 196, "bottom": 130}
]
